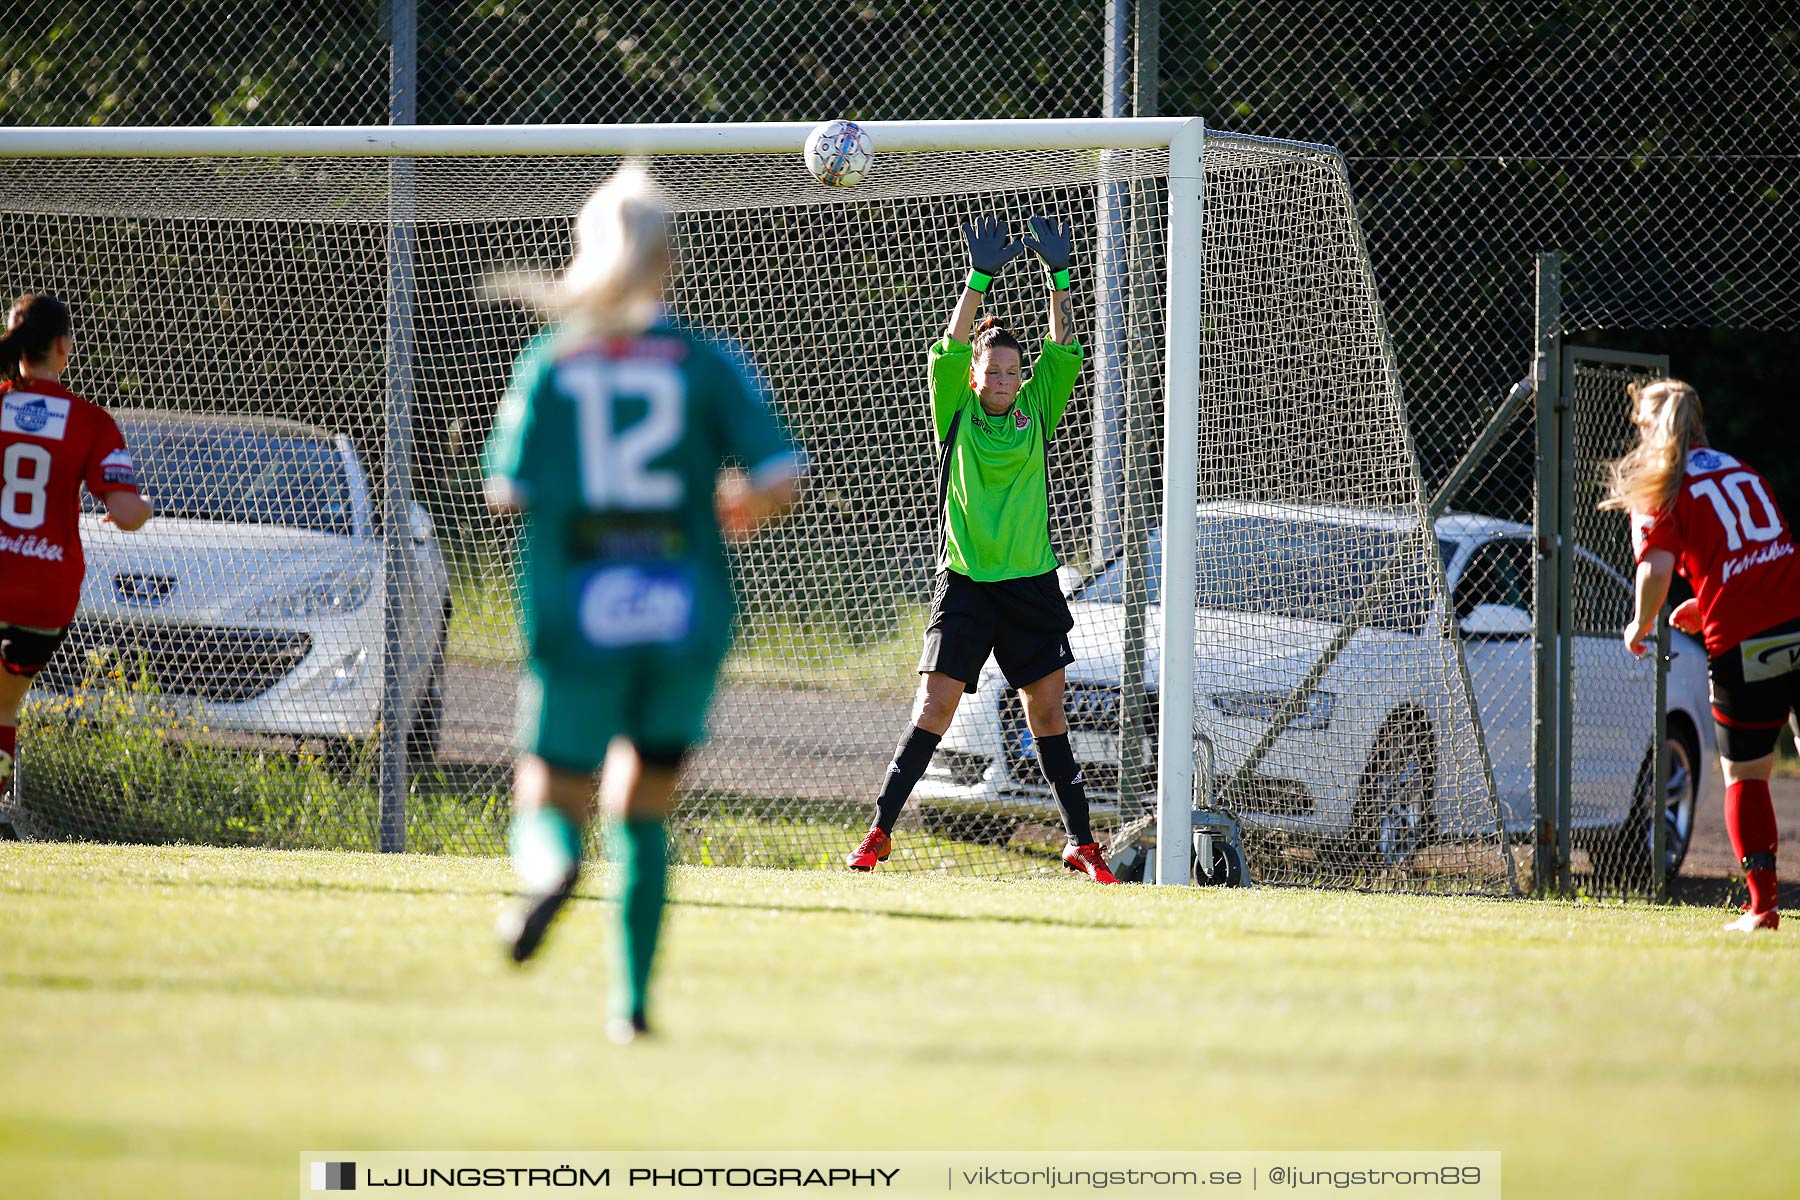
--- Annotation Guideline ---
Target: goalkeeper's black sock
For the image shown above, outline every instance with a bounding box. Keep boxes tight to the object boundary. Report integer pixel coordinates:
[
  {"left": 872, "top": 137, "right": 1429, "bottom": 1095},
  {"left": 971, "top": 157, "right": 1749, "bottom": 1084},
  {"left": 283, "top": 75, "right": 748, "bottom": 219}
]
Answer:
[
  {"left": 1036, "top": 732, "right": 1094, "bottom": 845},
  {"left": 873, "top": 726, "right": 941, "bottom": 833}
]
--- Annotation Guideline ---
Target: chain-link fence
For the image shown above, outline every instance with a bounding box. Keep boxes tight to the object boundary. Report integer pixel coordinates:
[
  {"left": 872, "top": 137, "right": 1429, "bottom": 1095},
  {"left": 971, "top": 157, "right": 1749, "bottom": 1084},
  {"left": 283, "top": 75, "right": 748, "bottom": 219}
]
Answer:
[{"left": 4, "top": 1, "right": 1794, "bottom": 894}]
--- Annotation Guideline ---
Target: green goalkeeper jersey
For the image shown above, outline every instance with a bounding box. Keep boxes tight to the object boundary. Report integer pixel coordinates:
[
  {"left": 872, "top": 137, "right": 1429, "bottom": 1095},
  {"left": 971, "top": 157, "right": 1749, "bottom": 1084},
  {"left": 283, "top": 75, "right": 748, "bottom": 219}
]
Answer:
[
  {"left": 929, "top": 334, "right": 1084, "bottom": 581},
  {"left": 484, "top": 318, "right": 799, "bottom": 667}
]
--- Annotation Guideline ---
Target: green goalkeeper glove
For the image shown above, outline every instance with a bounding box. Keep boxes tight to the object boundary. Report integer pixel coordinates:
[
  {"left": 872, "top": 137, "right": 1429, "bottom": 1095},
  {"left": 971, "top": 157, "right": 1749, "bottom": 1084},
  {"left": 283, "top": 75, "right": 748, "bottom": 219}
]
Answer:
[
  {"left": 961, "top": 215, "right": 1025, "bottom": 293},
  {"left": 1022, "top": 214, "right": 1073, "bottom": 290}
]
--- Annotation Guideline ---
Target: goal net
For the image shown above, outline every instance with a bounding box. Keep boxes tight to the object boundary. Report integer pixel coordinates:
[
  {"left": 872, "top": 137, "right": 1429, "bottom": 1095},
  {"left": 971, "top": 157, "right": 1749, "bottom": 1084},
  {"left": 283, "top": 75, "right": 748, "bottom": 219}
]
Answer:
[{"left": 0, "top": 122, "right": 1511, "bottom": 893}]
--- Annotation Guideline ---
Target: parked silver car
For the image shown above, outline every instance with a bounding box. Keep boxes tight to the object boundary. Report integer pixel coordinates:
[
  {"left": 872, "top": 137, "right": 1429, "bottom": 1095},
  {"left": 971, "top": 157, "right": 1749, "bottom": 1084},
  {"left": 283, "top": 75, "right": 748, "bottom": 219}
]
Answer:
[{"left": 47, "top": 412, "right": 452, "bottom": 765}]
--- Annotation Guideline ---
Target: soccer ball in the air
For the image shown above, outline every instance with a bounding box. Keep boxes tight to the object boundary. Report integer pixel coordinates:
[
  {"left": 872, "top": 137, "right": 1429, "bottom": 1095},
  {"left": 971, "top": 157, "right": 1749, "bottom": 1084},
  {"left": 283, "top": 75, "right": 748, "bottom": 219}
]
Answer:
[{"left": 804, "top": 119, "right": 873, "bottom": 188}]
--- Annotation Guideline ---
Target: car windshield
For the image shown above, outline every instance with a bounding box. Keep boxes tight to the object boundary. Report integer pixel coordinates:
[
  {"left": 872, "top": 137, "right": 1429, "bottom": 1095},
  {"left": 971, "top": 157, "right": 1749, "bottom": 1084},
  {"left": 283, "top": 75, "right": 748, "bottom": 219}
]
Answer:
[
  {"left": 1073, "top": 516, "right": 1457, "bottom": 634},
  {"left": 96, "top": 419, "right": 354, "bottom": 537}
]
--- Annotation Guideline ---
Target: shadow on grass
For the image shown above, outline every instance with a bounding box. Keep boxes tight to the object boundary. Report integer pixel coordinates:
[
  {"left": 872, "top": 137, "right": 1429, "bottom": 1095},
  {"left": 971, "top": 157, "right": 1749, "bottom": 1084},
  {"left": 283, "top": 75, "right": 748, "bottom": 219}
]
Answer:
[
  {"left": 1666, "top": 872, "right": 1746, "bottom": 910},
  {"left": 664, "top": 892, "right": 1134, "bottom": 930},
  {"left": 0, "top": 969, "right": 399, "bottom": 1003}
]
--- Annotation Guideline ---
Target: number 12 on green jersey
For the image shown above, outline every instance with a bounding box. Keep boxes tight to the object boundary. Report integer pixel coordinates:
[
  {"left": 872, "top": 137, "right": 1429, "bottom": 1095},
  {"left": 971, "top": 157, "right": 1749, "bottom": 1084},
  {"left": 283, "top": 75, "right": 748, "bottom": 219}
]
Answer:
[{"left": 560, "top": 357, "right": 687, "bottom": 511}]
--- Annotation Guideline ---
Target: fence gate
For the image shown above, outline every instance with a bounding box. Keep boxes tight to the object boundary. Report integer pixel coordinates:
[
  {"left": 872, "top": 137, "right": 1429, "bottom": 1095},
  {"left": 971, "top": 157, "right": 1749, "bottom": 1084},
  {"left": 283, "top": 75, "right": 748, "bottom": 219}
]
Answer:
[
  {"left": 1552, "top": 345, "right": 1679, "bottom": 898},
  {"left": 1524, "top": 252, "right": 1678, "bottom": 898}
]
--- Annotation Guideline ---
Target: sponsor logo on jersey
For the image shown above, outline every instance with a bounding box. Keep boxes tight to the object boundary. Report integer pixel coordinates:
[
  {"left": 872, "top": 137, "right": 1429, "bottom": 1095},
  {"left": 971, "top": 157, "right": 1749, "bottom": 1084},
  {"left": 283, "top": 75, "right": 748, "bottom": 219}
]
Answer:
[
  {"left": 1721, "top": 540, "right": 1795, "bottom": 584},
  {"left": 100, "top": 447, "right": 137, "bottom": 486},
  {"left": 1687, "top": 448, "right": 1739, "bottom": 475},
  {"left": 1, "top": 392, "right": 71, "bottom": 441},
  {"left": 970, "top": 410, "right": 1030, "bottom": 434},
  {"left": 14, "top": 399, "right": 48, "bottom": 432},
  {"left": 576, "top": 563, "right": 695, "bottom": 648},
  {"left": 0, "top": 532, "right": 66, "bottom": 562}
]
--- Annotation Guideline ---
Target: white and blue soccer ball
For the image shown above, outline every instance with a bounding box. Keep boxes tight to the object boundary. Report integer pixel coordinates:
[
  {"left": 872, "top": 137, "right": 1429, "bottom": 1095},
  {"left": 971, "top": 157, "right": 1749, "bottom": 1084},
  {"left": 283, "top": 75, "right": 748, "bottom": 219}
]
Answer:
[{"left": 803, "top": 119, "right": 874, "bottom": 188}]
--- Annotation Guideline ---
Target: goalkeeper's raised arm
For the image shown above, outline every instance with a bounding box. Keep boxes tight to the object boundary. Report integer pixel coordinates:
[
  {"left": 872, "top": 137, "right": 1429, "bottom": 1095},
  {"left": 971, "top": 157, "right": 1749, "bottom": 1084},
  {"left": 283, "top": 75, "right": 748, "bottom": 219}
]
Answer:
[
  {"left": 1022, "top": 214, "right": 1077, "bottom": 346},
  {"left": 945, "top": 215, "right": 1024, "bottom": 343},
  {"left": 847, "top": 212, "right": 1115, "bottom": 883}
]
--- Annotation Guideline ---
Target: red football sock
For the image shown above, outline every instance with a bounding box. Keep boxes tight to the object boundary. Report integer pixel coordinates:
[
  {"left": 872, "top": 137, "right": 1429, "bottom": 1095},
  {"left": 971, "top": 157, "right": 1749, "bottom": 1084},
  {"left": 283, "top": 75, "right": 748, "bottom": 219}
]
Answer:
[{"left": 1724, "top": 779, "right": 1779, "bottom": 914}]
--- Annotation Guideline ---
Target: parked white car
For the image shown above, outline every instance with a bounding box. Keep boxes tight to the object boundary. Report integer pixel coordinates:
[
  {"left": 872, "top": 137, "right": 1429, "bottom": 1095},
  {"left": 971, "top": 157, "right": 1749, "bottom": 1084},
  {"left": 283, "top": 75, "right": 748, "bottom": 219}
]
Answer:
[
  {"left": 44, "top": 412, "right": 452, "bottom": 765},
  {"left": 916, "top": 502, "right": 1713, "bottom": 877}
]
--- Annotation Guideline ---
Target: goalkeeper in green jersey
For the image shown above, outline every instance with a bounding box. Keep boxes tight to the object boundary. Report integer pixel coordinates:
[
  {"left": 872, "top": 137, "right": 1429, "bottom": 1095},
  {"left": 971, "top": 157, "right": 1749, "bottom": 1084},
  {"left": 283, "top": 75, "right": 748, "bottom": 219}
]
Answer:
[
  {"left": 484, "top": 166, "right": 803, "bottom": 1041},
  {"left": 845, "top": 214, "right": 1117, "bottom": 883}
]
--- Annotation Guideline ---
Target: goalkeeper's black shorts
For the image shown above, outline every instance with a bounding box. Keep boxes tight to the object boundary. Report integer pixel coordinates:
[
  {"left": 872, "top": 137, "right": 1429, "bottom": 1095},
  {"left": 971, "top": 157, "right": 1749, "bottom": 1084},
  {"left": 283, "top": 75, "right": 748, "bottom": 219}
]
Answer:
[{"left": 917, "top": 568, "right": 1075, "bottom": 694}]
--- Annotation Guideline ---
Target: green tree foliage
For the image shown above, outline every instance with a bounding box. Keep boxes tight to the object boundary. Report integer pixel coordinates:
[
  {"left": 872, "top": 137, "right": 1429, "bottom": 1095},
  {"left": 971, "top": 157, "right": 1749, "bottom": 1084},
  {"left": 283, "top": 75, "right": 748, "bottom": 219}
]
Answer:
[
  {"left": 0, "top": 1, "right": 387, "bottom": 126},
  {"left": 416, "top": 2, "right": 1106, "bottom": 125}
]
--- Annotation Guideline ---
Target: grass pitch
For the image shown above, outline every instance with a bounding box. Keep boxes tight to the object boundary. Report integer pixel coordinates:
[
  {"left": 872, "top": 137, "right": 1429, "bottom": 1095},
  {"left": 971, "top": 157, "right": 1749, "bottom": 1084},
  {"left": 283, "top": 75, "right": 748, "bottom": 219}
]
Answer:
[{"left": 2, "top": 844, "right": 1795, "bottom": 1200}]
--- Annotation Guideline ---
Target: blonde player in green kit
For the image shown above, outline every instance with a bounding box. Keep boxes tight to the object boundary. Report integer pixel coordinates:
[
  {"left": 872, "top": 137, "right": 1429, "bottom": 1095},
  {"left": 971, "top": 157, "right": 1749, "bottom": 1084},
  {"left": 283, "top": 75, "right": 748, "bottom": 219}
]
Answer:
[
  {"left": 485, "top": 167, "right": 802, "bottom": 1041},
  {"left": 846, "top": 213, "right": 1117, "bottom": 883}
]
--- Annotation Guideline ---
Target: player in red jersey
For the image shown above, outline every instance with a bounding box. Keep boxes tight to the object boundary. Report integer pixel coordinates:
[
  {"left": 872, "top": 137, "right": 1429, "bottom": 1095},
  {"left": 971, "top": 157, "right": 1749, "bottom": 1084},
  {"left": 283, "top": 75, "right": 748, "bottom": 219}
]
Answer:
[
  {"left": 1603, "top": 378, "right": 1800, "bottom": 931},
  {"left": 0, "top": 295, "right": 154, "bottom": 809}
]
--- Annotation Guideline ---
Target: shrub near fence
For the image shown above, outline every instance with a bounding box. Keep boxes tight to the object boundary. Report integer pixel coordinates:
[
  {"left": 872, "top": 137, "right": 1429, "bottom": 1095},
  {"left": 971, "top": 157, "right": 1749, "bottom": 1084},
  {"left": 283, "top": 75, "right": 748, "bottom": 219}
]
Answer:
[{"left": 19, "top": 660, "right": 510, "bottom": 853}]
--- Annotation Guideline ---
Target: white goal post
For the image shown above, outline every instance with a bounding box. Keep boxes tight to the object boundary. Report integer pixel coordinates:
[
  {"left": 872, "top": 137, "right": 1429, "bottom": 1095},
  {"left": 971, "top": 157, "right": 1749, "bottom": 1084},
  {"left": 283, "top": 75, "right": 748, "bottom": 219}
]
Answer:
[{"left": 0, "top": 119, "right": 1508, "bottom": 892}]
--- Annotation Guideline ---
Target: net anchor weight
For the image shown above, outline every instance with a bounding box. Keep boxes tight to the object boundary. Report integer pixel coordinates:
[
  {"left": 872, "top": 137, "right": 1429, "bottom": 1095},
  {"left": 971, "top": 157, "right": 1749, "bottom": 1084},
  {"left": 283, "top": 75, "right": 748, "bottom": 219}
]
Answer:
[
  {"left": 1104, "top": 731, "right": 1250, "bottom": 886},
  {"left": 1190, "top": 731, "right": 1249, "bottom": 886}
]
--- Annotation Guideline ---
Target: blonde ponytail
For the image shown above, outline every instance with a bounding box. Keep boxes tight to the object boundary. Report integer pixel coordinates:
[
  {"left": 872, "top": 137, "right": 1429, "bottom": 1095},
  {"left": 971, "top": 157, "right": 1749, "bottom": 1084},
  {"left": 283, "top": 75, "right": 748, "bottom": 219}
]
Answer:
[
  {"left": 494, "top": 163, "right": 672, "bottom": 336},
  {"left": 1598, "top": 378, "right": 1707, "bottom": 516}
]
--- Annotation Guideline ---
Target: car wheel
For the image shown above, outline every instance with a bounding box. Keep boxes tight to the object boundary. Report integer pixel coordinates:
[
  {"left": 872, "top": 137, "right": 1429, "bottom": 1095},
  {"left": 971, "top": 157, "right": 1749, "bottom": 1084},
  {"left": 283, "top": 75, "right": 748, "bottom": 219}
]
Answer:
[
  {"left": 1658, "top": 723, "right": 1700, "bottom": 877},
  {"left": 1601, "top": 722, "right": 1700, "bottom": 888},
  {"left": 406, "top": 645, "right": 445, "bottom": 773},
  {"left": 1346, "top": 710, "right": 1438, "bottom": 871}
]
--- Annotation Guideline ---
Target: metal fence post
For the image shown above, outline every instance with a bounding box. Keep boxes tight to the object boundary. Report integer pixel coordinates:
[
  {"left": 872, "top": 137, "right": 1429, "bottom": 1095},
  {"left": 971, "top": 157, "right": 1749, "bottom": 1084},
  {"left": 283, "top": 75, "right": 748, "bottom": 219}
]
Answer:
[
  {"left": 1134, "top": 0, "right": 1160, "bottom": 119},
  {"left": 378, "top": 0, "right": 418, "bottom": 853},
  {"left": 1113, "top": 0, "right": 1165, "bottom": 832},
  {"left": 1531, "top": 252, "right": 1563, "bottom": 895},
  {"left": 1554, "top": 320, "right": 1576, "bottom": 896},
  {"left": 1090, "top": 0, "right": 1132, "bottom": 567}
]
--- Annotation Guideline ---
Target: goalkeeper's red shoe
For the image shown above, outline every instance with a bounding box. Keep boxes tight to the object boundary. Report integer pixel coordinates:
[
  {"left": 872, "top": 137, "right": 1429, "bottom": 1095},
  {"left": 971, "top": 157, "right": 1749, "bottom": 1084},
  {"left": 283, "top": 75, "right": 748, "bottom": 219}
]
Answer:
[
  {"left": 1062, "top": 841, "right": 1120, "bottom": 884},
  {"left": 1723, "top": 908, "right": 1780, "bottom": 933},
  {"left": 846, "top": 827, "right": 892, "bottom": 872}
]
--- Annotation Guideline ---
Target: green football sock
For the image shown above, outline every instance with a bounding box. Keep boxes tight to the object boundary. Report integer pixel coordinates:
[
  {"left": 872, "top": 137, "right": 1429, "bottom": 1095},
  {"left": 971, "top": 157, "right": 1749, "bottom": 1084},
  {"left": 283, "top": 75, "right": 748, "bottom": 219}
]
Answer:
[
  {"left": 609, "top": 817, "right": 668, "bottom": 1024},
  {"left": 509, "top": 807, "right": 584, "bottom": 893}
]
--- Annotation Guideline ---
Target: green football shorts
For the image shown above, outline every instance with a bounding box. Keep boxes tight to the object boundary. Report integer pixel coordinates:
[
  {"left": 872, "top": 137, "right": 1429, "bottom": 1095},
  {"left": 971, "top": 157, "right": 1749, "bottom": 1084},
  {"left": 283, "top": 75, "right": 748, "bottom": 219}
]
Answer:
[{"left": 516, "top": 651, "right": 725, "bottom": 773}]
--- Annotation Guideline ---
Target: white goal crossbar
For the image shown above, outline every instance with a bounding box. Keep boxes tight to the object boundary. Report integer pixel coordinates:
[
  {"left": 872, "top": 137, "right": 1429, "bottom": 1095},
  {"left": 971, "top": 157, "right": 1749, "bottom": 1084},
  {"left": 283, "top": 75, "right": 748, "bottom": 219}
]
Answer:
[{"left": 0, "top": 119, "right": 1194, "bottom": 158}]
